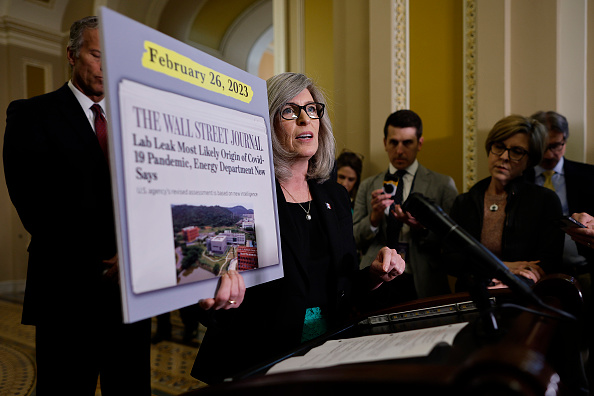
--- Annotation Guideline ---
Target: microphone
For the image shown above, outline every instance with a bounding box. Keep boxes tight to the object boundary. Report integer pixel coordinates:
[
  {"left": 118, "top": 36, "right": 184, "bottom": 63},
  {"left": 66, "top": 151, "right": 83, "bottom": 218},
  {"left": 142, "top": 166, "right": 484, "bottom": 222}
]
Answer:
[{"left": 401, "top": 192, "right": 543, "bottom": 306}]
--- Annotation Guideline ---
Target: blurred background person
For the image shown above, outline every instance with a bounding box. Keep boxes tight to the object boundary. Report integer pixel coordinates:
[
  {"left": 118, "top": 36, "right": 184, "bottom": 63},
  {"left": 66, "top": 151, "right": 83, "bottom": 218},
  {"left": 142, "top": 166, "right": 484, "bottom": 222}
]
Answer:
[
  {"left": 526, "top": 110, "right": 594, "bottom": 277},
  {"left": 353, "top": 110, "right": 457, "bottom": 303},
  {"left": 335, "top": 149, "right": 364, "bottom": 209},
  {"left": 445, "top": 115, "right": 564, "bottom": 291},
  {"left": 566, "top": 212, "right": 594, "bottom": 386}
]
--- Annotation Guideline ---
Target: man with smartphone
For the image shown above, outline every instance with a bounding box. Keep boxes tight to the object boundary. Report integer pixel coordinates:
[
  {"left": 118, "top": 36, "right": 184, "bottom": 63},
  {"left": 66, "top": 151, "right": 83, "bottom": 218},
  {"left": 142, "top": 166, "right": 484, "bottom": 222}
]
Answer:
[
  {"left": 526, "top": 112, "right": 594, "bottom": 388},
  {"left": 353, "top": 110, "right": 458, "bottom": 303},
  {"left": 526, "top": 111, "right": 594, "bottom": 276}
]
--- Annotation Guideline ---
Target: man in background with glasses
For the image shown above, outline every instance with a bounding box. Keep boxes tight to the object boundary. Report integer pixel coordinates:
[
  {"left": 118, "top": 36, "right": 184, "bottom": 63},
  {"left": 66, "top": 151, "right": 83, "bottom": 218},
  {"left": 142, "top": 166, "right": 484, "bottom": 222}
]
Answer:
[{"left": 525, "top": 111, "right": 594, "bottom": 277}]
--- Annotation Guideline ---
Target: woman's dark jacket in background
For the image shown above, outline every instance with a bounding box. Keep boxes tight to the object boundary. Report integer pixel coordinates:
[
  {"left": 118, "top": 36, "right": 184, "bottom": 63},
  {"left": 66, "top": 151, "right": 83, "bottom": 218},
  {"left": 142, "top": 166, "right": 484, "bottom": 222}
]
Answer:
[{"left": 444, "top": 176, "right": 564, "bottom": 289}]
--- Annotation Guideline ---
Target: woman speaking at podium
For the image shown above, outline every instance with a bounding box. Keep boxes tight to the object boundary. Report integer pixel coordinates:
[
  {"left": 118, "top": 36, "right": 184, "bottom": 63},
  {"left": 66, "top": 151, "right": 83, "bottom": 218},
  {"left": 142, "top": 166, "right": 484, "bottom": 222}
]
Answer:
[{"left": 191, "top": 72, "right": 406, "bottom": 384}]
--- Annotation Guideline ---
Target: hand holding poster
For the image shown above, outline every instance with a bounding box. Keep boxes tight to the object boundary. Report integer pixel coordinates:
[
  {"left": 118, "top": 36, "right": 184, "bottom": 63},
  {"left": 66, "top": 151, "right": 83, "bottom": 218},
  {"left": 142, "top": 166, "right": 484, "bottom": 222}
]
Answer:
[{"left": 100, "top": 8, "right": 282, "bottom": 323}]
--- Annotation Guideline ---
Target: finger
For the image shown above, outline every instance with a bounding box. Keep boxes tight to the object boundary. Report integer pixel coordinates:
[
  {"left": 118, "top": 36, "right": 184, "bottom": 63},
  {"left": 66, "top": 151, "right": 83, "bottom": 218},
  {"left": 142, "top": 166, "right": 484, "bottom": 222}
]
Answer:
[
  {"left": 525, "top": 271, "right": 539, "bottom": 283},
  {"left": 380, "top": 248, "right": 391, "bottom": 273},
  {"left": 407, "top": 218, "right": 420, "bottom": 227},
  {"left": 381, "top": 198, "right": 395, "bottom": 206},
  {"left": 235, "top": 272, "right": 246, "bottom": 304},
  {"left": 489, "top": 282, "right": 509, "bottom": 290},
  {"left": 396, "top": 253, "right": 406, "bottom": 274},
  {"left": 213, "top": 273, "right": 232, "bottom": 310},
  {"left": 572, "top": 212, "right": 593, "bottom": 226},
  {"left": 388, "top": 266, "right": 402, "bottom": 278},
  {"left": 523, "top": 261, "right": 545, "bottom": 277},
  {"left": 102, "top": 258, "right": 115, "bottom": 267},
  {"left": 199, "top": 298, "right": 215, "bottom": 310},
  {"left": 106, "top": 266, "right": 118, "bottom": 278},
  {"left": 385, "top": 249, "right": 405, "bottom": 279},
  {"left": 375, "top": 198, "right": 392, "bottom": 211},
  {"left": 223, "top": 271, "right": 243, "bottom": 310},
  {"left": 376, "top": 191, "right": 390, "bottom": 200}
]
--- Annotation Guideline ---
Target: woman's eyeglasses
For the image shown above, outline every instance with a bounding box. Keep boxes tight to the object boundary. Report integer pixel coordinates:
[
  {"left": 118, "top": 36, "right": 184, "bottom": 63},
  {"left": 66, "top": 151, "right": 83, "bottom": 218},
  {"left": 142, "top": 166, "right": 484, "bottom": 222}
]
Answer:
[
  {"left": 490, "top": 143, "right": 529, "bottom": 161},
  {"left": 545, "top": 141, "right": 565, "bottom": 153},
  {"left": 280, "top": 102, "right": 325, "bottom": 120}
]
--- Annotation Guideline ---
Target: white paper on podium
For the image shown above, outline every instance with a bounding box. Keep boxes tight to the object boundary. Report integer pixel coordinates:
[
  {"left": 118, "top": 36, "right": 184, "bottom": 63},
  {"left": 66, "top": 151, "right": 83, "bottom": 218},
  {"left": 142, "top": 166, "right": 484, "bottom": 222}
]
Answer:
[{"left": 267, "top": 322, "right": 468, "bottom": 375}]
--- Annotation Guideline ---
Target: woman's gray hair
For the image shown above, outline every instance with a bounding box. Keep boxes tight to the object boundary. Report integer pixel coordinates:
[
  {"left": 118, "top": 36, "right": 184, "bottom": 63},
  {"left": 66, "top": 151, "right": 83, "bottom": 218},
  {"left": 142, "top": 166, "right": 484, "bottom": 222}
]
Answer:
[
  {"left": 67, "top": 16, "right": 98, "bottom": 60},
  {"left": 266, "top": 72, "right": 335, "bottom": 183}
]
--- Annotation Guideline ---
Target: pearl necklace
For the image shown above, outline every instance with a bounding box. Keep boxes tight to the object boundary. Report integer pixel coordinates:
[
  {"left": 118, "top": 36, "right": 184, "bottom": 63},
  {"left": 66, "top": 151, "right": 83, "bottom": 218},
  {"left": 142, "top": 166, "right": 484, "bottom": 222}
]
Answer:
[{"left": 280, "top": 184, "right": 312, "bottom": 220}]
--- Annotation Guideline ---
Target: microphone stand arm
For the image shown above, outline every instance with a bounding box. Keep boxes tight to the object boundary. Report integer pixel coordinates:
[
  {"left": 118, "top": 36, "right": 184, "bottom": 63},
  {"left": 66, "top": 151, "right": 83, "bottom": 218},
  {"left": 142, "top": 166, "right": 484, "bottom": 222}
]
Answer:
[{"left": 465, "top": 274, "right": 500, "bottom": 340}]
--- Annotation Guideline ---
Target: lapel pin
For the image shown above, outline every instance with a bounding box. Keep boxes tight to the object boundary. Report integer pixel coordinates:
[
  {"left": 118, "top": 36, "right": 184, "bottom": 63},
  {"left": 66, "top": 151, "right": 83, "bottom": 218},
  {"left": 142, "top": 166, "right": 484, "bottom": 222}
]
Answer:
[{"left": 326, "top": 202, "right": 332, "bottom": 209}]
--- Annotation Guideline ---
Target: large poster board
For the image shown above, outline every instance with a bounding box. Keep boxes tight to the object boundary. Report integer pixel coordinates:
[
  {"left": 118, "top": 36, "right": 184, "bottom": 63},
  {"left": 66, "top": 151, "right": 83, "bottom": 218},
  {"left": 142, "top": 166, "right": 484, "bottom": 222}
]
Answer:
[{"left": 100, "top": 8, "right": 282, "bottom": 323}]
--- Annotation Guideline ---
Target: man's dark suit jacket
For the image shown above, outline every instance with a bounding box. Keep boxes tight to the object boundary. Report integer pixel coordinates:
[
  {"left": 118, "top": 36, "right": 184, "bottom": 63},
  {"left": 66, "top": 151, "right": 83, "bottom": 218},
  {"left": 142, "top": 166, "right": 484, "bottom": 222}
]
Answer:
[
  {"left": 4, "top": 82, "right": 152, "bottom": 394},
  {"left": 525, "top": 159, "right": 594, "bottom": 270},
  {"left": 192, "top": 179, "right": 370, "bottom": 384},
  {"left": 4, "top": 83, "right": 119, "bottom": 325},
  {"left": 525, "top": 159, "right": 594, "bottom": 216}
]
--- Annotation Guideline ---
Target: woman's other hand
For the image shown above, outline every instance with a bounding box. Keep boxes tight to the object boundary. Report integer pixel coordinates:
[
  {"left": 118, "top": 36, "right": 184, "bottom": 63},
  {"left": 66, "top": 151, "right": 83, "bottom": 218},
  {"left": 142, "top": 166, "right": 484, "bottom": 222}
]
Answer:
[
  {"left": 502, "top": 260, "right": 544, "bottom": 284},
  {"left": 369, "top": 246, "right": 406, "bottom": 290},
  {"left": 199, "top": 270, "right": 246, "bottom": 310}
]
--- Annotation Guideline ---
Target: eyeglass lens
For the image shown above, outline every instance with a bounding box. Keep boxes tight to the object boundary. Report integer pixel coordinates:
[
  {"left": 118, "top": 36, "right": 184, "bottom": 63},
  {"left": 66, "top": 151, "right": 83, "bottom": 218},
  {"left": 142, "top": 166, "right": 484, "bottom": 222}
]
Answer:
[
  {"left": 281, "top": 103, "right": 324, "bottom": 120},
  {"left": 491, "top": 143, "right": 528, "bottom": 160},
  {"left": 547, "top": 141, "right": 565, "bottom": 152}
]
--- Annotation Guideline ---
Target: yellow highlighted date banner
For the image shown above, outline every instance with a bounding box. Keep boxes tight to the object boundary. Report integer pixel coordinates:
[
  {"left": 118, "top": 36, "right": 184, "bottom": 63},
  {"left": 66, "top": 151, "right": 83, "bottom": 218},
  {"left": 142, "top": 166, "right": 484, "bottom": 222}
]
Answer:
[{"left": 142, "top": 41, "right": 253, "bottom": 103}]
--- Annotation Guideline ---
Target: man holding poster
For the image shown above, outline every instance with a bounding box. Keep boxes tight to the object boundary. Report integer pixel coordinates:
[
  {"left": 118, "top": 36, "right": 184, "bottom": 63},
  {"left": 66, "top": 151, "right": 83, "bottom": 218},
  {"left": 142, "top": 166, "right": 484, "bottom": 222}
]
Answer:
[{"left": 3, "top": 16, "right": 151, "bottom": 395}]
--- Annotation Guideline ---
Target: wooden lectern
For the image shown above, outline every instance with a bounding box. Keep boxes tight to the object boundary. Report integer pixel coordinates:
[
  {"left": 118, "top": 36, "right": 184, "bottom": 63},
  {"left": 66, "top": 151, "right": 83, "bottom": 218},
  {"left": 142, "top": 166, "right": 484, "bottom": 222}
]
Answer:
[{"left": 181, "top": 274, "right": 588, "bottom": 395}]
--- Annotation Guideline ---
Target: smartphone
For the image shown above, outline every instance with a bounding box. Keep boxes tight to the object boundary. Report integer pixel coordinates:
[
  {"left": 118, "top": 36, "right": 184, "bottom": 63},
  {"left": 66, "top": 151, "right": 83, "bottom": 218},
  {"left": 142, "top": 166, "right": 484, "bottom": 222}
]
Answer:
[{"left": 557, "top": 216, "right": 587, "bottom": 230}]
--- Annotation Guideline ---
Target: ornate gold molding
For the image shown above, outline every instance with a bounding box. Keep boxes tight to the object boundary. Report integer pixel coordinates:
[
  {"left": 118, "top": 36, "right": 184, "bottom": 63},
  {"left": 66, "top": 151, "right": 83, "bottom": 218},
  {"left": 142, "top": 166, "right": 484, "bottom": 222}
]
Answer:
[
  {"left": 463, "top": 0, "right": 478, "bottom": 191},
  {"left": 392, "top": 0, "right": 408, "bottom": 110}
]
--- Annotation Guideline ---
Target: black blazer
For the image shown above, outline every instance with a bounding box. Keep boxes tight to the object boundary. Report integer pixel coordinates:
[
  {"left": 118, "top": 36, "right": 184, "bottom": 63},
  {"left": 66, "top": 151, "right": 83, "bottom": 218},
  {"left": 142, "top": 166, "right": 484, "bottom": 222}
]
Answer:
[
  {"left": 444, "top": 177, "right": 564, "bottom": 285},
  {"left": 3, "top": 83, "right": 118, "bottom": 325},
  {"left": 525, "top": 159, "right": 594, "bottom": 215},
  {"left": 192, "top": 178, "right": 365, "bottom": 384}
]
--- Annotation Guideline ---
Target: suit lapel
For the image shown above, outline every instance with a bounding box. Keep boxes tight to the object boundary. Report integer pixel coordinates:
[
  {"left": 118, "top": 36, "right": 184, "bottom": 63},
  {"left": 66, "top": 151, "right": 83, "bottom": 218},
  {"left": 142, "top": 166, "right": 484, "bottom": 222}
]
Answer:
[
  {"left": 410, "top": 163, "right": 430, "bottom": 195},
  {"left": 55, "top": 84, "right": 106, "bottom": 158}
]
